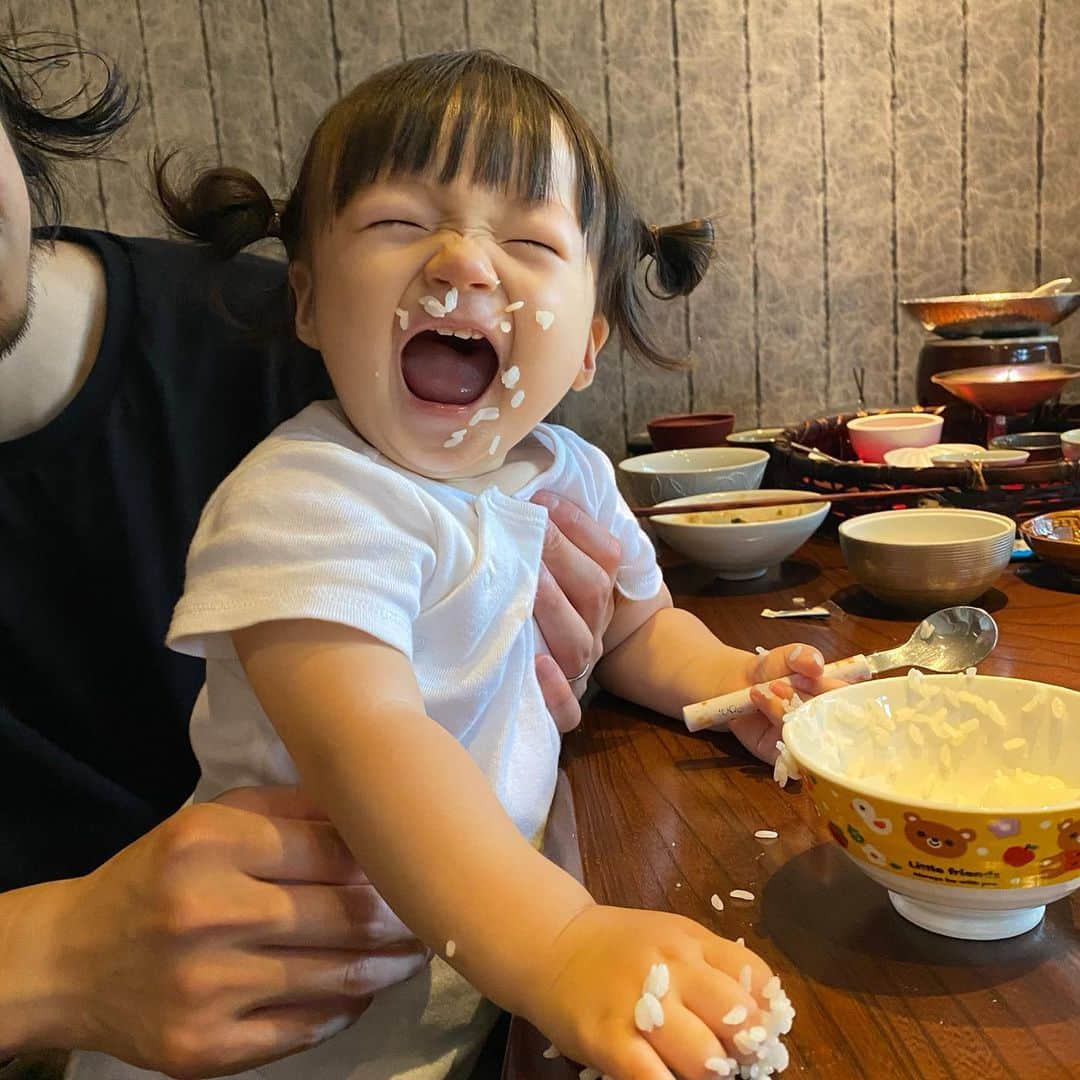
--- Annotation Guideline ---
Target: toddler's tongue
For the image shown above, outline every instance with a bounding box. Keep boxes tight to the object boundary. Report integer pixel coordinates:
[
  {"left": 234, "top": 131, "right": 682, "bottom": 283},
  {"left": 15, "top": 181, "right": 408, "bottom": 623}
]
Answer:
[{"left": 401, "top": 331, "right": 498, "bottom": 405}]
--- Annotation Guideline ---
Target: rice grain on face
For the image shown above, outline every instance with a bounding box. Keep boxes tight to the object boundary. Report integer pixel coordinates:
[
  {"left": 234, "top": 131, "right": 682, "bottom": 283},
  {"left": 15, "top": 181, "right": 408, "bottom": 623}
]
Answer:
[
  {"left": 504, "top": 300, "right": 525, "bottom": 312},
  {"left": 500, "top": 365, "right": 520, "bottom": 388},
  {"left": 510, "top": 390, "right": 525, "bottom": 408},
  {"left": 395, "top": 307, "right": 409, "bottom": 330},
  {"left": 535, "top": 309, "right": 555, "bottom": 330},
  {"left": 445, "top": 940, "right": 456, "bottom": 958},
  {"left": 711, "top": 893, "right": 725, "bottom": 911},
  {"left": 730, "top": 889, "right": 755, "bottom": 902},
  {"left": 468, "top": 407, "right": 500, "bottom": 426}
]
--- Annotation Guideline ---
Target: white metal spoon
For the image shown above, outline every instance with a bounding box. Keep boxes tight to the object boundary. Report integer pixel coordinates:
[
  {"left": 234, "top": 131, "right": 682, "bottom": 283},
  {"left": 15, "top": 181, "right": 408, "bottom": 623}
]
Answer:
[{"left": 683, "top": 605, "right": 999, "bottom": 732}]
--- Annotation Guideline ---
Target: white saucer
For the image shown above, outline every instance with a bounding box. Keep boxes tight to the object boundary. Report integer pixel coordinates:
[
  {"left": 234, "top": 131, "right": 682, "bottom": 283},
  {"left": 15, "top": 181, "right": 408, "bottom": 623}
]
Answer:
[{"left": 882, "top": 443, "right": 984, "bottom": 469}]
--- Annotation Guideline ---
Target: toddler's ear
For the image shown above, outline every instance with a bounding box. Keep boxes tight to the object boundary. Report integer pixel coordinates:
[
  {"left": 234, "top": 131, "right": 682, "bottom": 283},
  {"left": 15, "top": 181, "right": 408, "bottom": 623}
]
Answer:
[
  {"left": 288, "top": 261, "right": 319, "bottom": 349},
  {"left": 571, "top": 314, "right": 610, "bottom": 392}
]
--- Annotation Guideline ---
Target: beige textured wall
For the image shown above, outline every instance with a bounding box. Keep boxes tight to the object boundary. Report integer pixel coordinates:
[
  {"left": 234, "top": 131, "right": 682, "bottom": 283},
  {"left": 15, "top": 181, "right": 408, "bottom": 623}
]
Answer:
[{"left": 11, "top": 0, "right": 1080, "bottom": 462}]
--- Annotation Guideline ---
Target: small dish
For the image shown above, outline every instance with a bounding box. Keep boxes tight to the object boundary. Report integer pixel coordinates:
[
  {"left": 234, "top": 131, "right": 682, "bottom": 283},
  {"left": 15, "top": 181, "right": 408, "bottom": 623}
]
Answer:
[
  {"left": 989, "top": 431, "right": 1062, "bottom": 463},
  {"left": 726, "top": 427, "right": 787, "bottom": 447},
  {"left": 847, "top": 413, "right": 945, "bottom": 464},
  {"left": 646, "top": 412, "right": 735, "bottom": 451},
  {"left": 883, "top": 443, "right": 984, "bottom": 469},
  {"left": 1019, "top": 510, "right": 1080, "bottom": 577},
  {"left": 931, "top": 448, "right": 1030, "bottom": 467}
]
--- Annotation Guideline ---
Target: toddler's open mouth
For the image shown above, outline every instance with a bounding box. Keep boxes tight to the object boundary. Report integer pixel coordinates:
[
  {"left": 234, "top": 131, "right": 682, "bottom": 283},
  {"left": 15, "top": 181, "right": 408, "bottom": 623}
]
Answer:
[{"left": 401, "top": 328, "right": 500, "bottom": 406}]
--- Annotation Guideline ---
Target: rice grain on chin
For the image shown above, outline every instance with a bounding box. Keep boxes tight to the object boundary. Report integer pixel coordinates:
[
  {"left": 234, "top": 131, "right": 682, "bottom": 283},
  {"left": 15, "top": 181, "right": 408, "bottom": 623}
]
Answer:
[
  {"left": 504, "top": 300, "right": 525, "bottom": 312},
  {"left": 510, "top": 390, "right": 525, "bottom": 408},
  {"left": 488, "top": 434, "right": 502, "bottom": 456},
  {"left": 535, "top": 309, "right": 555, "bottom": 330},
  {"left": 501, "top": 365, "right": 520, "bottom": 388},
  {"left": 499, "top": 320, "right": 512, "bottom": 333},
  {"left": 468, "top": 407, "right": 501, "bottom": 426}
]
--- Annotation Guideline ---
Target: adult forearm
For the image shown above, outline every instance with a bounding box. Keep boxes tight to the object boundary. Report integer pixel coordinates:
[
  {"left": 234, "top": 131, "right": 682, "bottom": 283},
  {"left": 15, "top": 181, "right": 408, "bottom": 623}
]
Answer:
[
  {"left": 596, "top": 605, "right": 755, "bottom": 718},
  {"left": 0, "top": 879, "right": 79, "bottom": 1056}
]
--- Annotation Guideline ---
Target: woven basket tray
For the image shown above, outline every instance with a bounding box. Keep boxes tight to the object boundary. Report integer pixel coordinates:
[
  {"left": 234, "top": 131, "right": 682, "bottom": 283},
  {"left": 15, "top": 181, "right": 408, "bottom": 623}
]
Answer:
[{"left": 773, "top": 406, "right": 1080, "bottom": 522}]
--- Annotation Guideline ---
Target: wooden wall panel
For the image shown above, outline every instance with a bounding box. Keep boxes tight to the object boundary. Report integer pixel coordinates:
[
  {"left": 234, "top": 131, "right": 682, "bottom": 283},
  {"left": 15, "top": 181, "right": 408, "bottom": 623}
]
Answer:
[
  {"left": 820, "top": 0, "right": 893, "bottom": 412},
  {"left": 1042, "top": 0, "right": 1080, "bottom": 375},
  {"left": 893, "top": 0, "right": 964, "bottom": 404},
  {"left": 8, "top": 0, "right": 106, "bottom": 229},
  {"left": 965, "top": 0, "right": 1040, "bottom": 293},
  {"left": 607, "top": 0, "right": 688, "bottom": 439},
  {"left": 534, "top": 0, "right": 623, "bottom": 462},
  {"left": 468, "top": 0, "right": 536, "bottom": 69},
  {"left": 679, "top": 0, "right": 757, "bottom": 428},
  {"left": 332, "top": 0, "right": 404, "bottom": 89},
  {"left": 69, "top": 0, "right": 161, "bottom": 236},
  {"left": 748, "top": 0, "right": 826, "bottom": 426},
  {"left": 262, "top": 1, "right": 338, "bottom": 179},
  {"left": 399, "top": 0, "right": 466, "bottom": 59},
  {"left": 138, "top": 0, "right": 214, "bottom": 161},
  {"left": 200, "top": 0, "right": 283, "bottom": 190}
]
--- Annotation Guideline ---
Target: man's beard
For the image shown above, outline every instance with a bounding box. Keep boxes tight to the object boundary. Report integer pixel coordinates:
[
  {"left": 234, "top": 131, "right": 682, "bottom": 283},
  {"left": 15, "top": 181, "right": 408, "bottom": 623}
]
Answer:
[{"left": 0, "top": 242, "right": 34, "bottom": 359}]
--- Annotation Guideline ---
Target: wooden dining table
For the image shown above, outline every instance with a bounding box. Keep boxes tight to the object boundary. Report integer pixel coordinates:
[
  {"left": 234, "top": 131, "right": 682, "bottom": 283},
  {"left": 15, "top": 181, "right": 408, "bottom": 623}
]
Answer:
[{"left": 504, "top": 535, "right": 1080, "bottom": 1080}]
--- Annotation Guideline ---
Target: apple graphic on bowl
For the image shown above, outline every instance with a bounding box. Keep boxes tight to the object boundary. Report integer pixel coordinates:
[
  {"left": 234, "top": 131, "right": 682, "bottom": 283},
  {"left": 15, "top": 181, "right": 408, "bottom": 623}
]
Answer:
[{"left": 1003, "top": 844, "right": 1038, "bottom": 868}]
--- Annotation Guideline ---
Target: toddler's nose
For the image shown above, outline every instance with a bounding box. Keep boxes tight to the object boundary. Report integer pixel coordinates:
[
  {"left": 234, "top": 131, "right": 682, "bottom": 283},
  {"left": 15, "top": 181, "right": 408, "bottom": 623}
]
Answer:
[{"left": 424, "top": 234, "right": 498, "bottom": 294}]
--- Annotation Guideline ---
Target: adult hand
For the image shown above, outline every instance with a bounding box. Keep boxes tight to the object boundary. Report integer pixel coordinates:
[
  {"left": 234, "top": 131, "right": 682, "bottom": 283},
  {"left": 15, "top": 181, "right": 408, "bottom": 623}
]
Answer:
[
  {"left": 41, "top": 786, "right": 426, "bottom": 1078},
  {"left": 530, "top": 492, "right": 621, "bottom": 733},
  {"left": 730, "top": 644, "right": 849, "bottom": 763}
]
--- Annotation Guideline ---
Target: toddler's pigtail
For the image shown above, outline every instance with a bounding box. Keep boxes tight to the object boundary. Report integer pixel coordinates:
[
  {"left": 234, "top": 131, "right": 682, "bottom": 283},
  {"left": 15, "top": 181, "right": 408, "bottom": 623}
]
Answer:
[
  {"left": 153, "top": 149, "right": 282, "bottom": 259},
  {"left": 638, "top": 217, "right": 715, "bottom": 299},
  {"left": 611, "top": 216, "right": 715, "bottom": 370}
]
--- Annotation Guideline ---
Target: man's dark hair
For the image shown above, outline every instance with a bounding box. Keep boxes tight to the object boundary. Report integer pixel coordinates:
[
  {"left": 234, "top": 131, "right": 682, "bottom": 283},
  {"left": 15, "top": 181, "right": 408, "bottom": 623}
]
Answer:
[{"left": 0, "top": 33, "right": 134, "bottom": 233}]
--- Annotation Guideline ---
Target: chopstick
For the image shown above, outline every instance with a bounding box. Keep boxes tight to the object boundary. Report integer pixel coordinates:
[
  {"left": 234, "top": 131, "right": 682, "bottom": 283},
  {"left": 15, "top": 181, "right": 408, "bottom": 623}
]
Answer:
[{"left": 630, "top": 487, "right": 947, "bottom": 518}]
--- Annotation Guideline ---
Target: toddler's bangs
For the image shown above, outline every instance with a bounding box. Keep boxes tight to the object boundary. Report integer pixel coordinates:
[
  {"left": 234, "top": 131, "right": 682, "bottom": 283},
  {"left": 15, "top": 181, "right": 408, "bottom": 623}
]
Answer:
[{"left": 317, "top": 51, "right": 608, "bottom": 241}]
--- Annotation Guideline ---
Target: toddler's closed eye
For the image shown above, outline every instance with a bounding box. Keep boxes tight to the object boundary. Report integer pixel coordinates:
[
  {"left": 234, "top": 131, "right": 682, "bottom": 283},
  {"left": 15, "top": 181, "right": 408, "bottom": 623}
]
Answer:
[{"left": 507, "top": 238, "right": 559, "bottom": 254}]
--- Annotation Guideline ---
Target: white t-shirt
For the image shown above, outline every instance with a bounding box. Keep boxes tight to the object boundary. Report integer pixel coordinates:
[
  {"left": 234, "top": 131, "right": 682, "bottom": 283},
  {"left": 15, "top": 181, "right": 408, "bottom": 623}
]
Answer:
[{"left": 67, "top": 401, "right": 661, "bottom": 1080}]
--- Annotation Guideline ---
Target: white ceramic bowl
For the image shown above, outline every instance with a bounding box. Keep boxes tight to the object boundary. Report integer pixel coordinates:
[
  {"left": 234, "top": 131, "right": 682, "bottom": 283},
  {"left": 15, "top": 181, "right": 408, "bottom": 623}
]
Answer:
[
  {"left": 1060, "top": 428, "right": 1080, "bottom": 462},
  {"left": 847, "top": 413, "right": 945, "bottom": 463},
  {"left": 838, "top": 508, "right": 1015, "bottom": 609},
  {"left": 650, "top": 490, "right": 830, "bottom": 579},
  {"left": 617, "top": 447, "right": 769, "bottom": 507},
  {"left": 784, "top": 674, "right": 1080, "bottom": 939},
  {"left": 931, "top": 448, "right": 1030, "bottom": 467},
  {"left": 883, "top": 444, "right": 983, "bottom": 469}
]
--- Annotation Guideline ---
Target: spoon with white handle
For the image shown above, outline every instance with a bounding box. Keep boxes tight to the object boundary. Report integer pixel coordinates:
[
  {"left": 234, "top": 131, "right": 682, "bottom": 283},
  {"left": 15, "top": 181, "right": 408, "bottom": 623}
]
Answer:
[{"left": 683, "top": 605, "right": 999, "bottom": 733}]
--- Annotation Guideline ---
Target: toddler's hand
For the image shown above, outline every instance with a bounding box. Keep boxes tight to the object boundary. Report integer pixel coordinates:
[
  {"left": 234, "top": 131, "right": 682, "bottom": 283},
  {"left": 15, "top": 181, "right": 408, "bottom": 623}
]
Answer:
[
  {"left": 529, "top": 905, "right": 791, "bottom": 1079},
  {"left": 731, "top": 644, "right": 849, "bottom": 763}
]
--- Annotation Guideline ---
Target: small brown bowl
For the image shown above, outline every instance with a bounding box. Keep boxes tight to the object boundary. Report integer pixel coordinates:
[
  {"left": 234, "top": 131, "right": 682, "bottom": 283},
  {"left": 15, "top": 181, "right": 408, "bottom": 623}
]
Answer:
[
  {"left": 1020, "top": 510, "right": 1080, "bottom": 576},
  {"left": 647, "top": 412, "right": 735, "bottom": 451}
]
